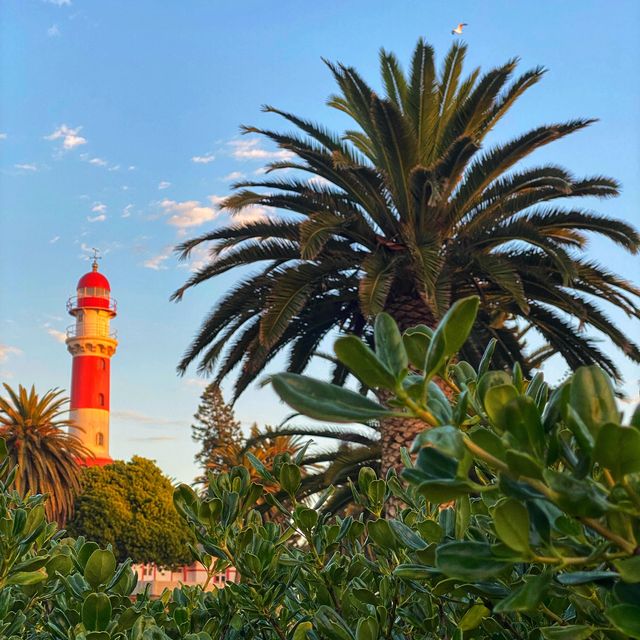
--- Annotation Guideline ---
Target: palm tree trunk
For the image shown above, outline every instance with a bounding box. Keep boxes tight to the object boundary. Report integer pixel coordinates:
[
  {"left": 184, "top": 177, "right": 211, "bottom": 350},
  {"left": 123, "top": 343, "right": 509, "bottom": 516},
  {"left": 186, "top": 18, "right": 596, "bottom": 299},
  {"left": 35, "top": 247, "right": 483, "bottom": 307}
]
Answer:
[{"left": 380, "top": 292, "right": 439, "bottom": 479}]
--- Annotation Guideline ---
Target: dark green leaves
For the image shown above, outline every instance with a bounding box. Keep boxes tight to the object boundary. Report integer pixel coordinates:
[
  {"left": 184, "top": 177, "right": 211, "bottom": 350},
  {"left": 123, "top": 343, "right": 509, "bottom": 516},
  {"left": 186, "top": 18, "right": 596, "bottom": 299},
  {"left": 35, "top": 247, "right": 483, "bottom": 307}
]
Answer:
[
  {"left": 271, "top": 373, "right": 392, "bottom": 422},
  {"left": 570, "top": 365, "right": 619, "bottom": 437},
  {"left": 492, "top": 499, "right": 531, "bottom": 555},
  {"left": 84, "top": 550, "right": 116, "bottom": 590},
  {"left": 82, "top": 593, "right": 112, "bottom": 632},
  {"left": 425, "top": 296, "right": 480, "bottom": 377},
  {"left": 374, "top": 313, "right": 408, "bottom": 377},
  {"left": 334, "top": 336, "right": 396, "bottom": 389},
  {"left": 435, "top": 542, "right": 511, "bottom": 580},
  {"left": 494, "top": 573, "right": 550, "bottom": 613},
  {"left": 607, "top": 604, "right": 640, "bottom": 638},
  {"left": 594, "top": 423, "right": 640, "bottom": 479}
]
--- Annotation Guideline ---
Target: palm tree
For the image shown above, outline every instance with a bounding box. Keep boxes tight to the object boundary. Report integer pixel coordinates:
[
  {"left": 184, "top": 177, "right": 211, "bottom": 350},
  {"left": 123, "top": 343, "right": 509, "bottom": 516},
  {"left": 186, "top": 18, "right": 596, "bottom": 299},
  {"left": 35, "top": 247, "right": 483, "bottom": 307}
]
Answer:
[
  {"left": 206, "top": 424, "right": 304, "bottom": 493},
  {"left": 0, "top": 384, "right": 90, "bottom": 524},
  {"left": 246, "top": 424, "right": 380, "bottom": 515},
  {"left": 174, "top": 39, "right": 640, "bottom": 473}
]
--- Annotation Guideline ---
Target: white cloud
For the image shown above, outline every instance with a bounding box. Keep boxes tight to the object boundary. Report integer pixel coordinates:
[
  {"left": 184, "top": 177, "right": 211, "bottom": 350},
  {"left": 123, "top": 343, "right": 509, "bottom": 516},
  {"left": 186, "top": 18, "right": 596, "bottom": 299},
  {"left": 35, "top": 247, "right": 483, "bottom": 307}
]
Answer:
[
  {"left": 161, "top": 197, "right": 218, "bottom": 230},
  {"left": 192, "top": 153, "right": 215, "bottom": 164},
  {"left": 91, "top": 202, "right": 107, "bottom": 214},
  {"left": 0, "top": 345, "right": 22, "bottom": 363},
  {"left": 49, "top": 235, "right": 61, "bottom": 244},
  {"left": 43, "top": 0, "right": 71, "bottom": 5},
  {"left": 184, "top": 378, "right": 208, "bottom": 389},
  {"left": 47, "top": 24, "right": 60, "bottom": 37},
  {"left": 88, "top": 156, "right": 107, "bottom": 166},
  {"left": 221, "top": 171, "right": 245, "bottom": 181},
  {"left": 158, "top": 181, "right": 171, "bottom": 190},
  {"left": 45, "top": 124, "right": 86, "bottom": 150},
  {"left": 87, "top": 214, "right": 106, "bottom": 223},
  {"left": 144, "top": 246, "right": 173, "bottom": 270},
  {"left": 0, "top": 133, "right": 7, "bottom": 140},
  {"left": 232, "top": 205, "right": 270, "bottom": 226},
  {"left": 112, "top": 410, "right": 184, "bottom": 427},
  {"left": 128, "top": 165, "right": 136, "bottom": 171},
  {"left": 185, "top": 245, "right": 212, "bottom": 272},
  {"left": 14, "top": 163, "right": 37, "bottom": 171},
  {"left": 122, "top": 204, "right": 133, "bottom": 218},
  {"left": 229, "top": 138, "right": 295, "bottom": 161},
  {"left": 46, "top": 328, "right": 67, "bottom": 344},
  {"left": 108, "top": 164, "right": 120, "bottom": 171}
]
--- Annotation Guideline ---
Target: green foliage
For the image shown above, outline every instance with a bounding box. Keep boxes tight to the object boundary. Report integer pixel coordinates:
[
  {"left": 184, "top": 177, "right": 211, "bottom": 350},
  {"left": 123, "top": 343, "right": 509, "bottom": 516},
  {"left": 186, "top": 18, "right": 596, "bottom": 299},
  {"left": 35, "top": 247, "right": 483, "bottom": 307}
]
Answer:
[
  {"left": 192, "top": 383, "right": 244, "bottom": 481},
  {"left": 1, "top": 298, "right": 640, "bottom": 638},
  {"left": 257, "top": 298, "right": 640, "bottom": 638},
  {"left": 67, "top": 457, "right": 194, "bottom": 568},
  {"left": 0, "top": 383, "right": 91, "bottom": 524}
]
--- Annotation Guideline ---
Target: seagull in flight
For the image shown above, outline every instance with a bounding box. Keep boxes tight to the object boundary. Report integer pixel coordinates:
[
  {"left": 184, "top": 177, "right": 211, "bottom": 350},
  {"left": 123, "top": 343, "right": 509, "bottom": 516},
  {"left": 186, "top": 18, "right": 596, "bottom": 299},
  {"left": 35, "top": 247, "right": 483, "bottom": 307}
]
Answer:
[{"left": 451, "top": 23, "right": 468, "bottom": 35}]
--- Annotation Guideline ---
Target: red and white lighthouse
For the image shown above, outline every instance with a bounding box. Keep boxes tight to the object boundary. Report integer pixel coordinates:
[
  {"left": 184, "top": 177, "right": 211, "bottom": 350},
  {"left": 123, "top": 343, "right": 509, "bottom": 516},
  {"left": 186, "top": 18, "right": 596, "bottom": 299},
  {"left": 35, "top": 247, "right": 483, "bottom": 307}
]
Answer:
[{"left": 66, "top": 255, "right": 118, "bottom": 466}]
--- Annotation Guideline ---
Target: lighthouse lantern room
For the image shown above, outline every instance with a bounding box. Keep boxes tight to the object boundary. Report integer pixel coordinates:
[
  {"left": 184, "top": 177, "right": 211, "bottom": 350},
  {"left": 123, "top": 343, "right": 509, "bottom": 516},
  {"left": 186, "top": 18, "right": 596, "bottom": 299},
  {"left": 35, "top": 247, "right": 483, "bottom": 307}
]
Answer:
[{"left": 66, "top": 251, "right": 117, "bottom": 466}]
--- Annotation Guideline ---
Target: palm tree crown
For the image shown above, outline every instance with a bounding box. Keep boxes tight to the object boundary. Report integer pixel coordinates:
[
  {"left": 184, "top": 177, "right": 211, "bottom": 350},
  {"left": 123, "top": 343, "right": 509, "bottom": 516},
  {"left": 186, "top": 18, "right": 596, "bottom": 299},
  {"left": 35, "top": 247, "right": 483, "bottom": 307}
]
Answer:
[
  {"left": 0, "top": 384, "right": 90, "bottom": 524},
  {"left": 174, "top": 39, "right": 640, "bottom": 399}
]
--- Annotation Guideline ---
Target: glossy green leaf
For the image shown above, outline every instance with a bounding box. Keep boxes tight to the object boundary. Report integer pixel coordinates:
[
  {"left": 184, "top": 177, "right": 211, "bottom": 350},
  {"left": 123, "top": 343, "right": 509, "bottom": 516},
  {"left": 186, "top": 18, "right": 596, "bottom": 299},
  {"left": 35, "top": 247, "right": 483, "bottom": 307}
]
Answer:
[
  {"left": 505, "top": 450, "right": 543, "bottom": 479},
  {"left": 82, "top": 592, "right": 112, "bottom": 632},
  {"left": 594, "top": 423, "right": 640, "bottom": 479},
  {"left": 293, "top": 622, "right": 313, "bottom": 640},
  {"left": 540, "top": 625, "right": 594, "bottom": 640},
  {"left": 279, "top": 463, "right": 302, "bottom": 496},
  {"left": 334, "top": 335, "right": 396, "bottom": 389},
  {"left": 556, "top": 571, "right": 618, "bottom": 585},
  {"left": 5, "top": 568, "right": 47, "bottom": 586},
  {"left": 368, "top": 519, "right": 396, "bottom": 549},
  {"left": 84, "top": 549, "right": 117, "bottom": 590},
  {"left": 438, "top": 296, "right": 480, "bottom": 356},
  {"left": 355, "top": 616, "right": 378, "bottom": 640},
  {"left": 435, "top": 542, "right": 511, "bottom": 580},
  {"left": 607, "top": 604, "right": 640, "bottom": 638},
  {"left": 458, "top": 604, "right": 490, "bottom": 631},
  {"left": 411, "top": 425, "right": 464, "bottom": 458},
  {"left": 570, "top": 366, "right": 619, "bottom": 437},
  {"left": 493, "top": 499, "right": 530, "bottom": 554},
  {"left": 477, "top": 371, "right": 512, "bottom": 407},
  {"left": 393, "top": 564, "right": 437, "bottom": 580},
  {"left": 271, "top": 373, "right": 392, "bottom": 422},
  {"left": 403, "top": 331, "right": 431, "bottom": 370},
  {"left": 494, "top": 573, "right": 550, "bottom": 612},
  {"left": 615, "top": 556, "right": 640, "bottom": 583},
  {"left": 374, "top": 313, "right": 408, "bottom": 376},
  {"left": 543, "top": 470, "right": 609, "bottom": 517},
  {"left": 389, "top": 520, "right": 428, "bottom": 550}
]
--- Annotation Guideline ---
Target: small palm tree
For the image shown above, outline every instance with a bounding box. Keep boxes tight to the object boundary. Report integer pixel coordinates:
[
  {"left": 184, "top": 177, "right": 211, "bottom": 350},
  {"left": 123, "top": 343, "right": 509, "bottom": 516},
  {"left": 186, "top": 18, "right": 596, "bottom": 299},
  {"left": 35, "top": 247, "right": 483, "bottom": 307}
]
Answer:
[
  {"left": 246, "top": 424, "right": 380, "bottom": 514},
  {"left": 175, "top": 39, "right": 640, "bottom": 473},
  {"left": 206, "top": 424, "right": 304, "bottom": 493},
  {"left": 0, "top": 384, "right": 90, "bottom": 524}
]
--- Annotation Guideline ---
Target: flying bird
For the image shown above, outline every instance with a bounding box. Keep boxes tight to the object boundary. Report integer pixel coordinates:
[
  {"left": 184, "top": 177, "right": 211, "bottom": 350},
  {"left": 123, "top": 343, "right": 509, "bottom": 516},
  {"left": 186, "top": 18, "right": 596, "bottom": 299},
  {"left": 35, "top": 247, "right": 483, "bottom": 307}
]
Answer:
[{"left": 451, "top": 23, "right": 467, "bottom": 35}]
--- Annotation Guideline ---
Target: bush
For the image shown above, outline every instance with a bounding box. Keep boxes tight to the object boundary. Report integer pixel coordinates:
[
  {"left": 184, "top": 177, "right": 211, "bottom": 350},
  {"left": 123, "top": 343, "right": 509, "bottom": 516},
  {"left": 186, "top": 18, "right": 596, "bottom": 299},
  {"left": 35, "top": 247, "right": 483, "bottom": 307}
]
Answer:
[
  {"left": 1, "top": 296, "right": 639, "bottom": 638},
  {"left": 67, "top": 456, "right": 194, "bottom": 568}
]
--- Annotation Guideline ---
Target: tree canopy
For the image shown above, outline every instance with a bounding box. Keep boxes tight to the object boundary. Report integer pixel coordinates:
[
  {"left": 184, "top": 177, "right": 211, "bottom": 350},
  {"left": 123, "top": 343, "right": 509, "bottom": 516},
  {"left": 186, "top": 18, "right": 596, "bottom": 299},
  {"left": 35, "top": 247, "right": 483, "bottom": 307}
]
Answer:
[{"left": 67, "top": 456, "right": 193, "bottom": 568}]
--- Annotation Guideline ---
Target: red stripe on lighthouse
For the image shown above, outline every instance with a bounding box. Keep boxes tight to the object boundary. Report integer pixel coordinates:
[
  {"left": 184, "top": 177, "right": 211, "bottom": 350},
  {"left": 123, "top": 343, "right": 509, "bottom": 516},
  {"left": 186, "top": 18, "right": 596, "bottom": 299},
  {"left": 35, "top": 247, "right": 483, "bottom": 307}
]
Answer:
[{"left": 70, "top": 356, "right": 110, "bottom": 409}]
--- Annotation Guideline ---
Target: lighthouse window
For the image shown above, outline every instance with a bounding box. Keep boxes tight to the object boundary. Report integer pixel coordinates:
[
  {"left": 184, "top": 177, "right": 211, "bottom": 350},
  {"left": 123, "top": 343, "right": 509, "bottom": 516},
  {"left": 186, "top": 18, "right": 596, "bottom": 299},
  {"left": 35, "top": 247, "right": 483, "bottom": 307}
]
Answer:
[
  {"left": 98, "top": 393, "right": 105, "bottom": 407},
  {"left": 99, "top": 358, "right": 106, "bottom": 370},
  {"left": 96, "top": 432, "right": 104, "bottom": 447}
]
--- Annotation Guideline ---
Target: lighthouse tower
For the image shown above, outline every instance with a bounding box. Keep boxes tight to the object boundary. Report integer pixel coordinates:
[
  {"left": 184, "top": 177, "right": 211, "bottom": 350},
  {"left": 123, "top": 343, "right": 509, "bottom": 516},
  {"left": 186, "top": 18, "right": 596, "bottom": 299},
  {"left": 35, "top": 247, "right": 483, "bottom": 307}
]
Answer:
[{"left": 66, "top": 253, "right": 118, "bottom": 466}]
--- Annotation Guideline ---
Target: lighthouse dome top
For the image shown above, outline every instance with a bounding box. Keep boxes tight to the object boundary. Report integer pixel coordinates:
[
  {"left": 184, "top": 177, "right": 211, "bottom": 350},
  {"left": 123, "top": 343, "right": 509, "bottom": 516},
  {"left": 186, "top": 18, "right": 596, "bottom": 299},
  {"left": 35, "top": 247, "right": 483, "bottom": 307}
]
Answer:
[{"left": 77, "top": 265, "right": 111, "bottom": 292}]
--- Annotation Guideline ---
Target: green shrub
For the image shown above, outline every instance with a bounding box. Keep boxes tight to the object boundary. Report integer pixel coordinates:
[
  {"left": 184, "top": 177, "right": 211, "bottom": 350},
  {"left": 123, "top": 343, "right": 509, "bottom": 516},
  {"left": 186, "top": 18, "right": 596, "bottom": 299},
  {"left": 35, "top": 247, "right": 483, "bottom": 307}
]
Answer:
[{"left": 1, "top": 296, "right": 639, "bottom": 638}]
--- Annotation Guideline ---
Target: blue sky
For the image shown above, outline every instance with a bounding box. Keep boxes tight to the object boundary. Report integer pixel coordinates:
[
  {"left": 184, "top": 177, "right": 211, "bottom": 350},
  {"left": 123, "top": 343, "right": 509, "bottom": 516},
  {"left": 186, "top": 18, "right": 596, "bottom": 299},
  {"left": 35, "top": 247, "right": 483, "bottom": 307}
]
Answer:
[{"left": 1, "top": 0, "right": 639, "bottom": 482}]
